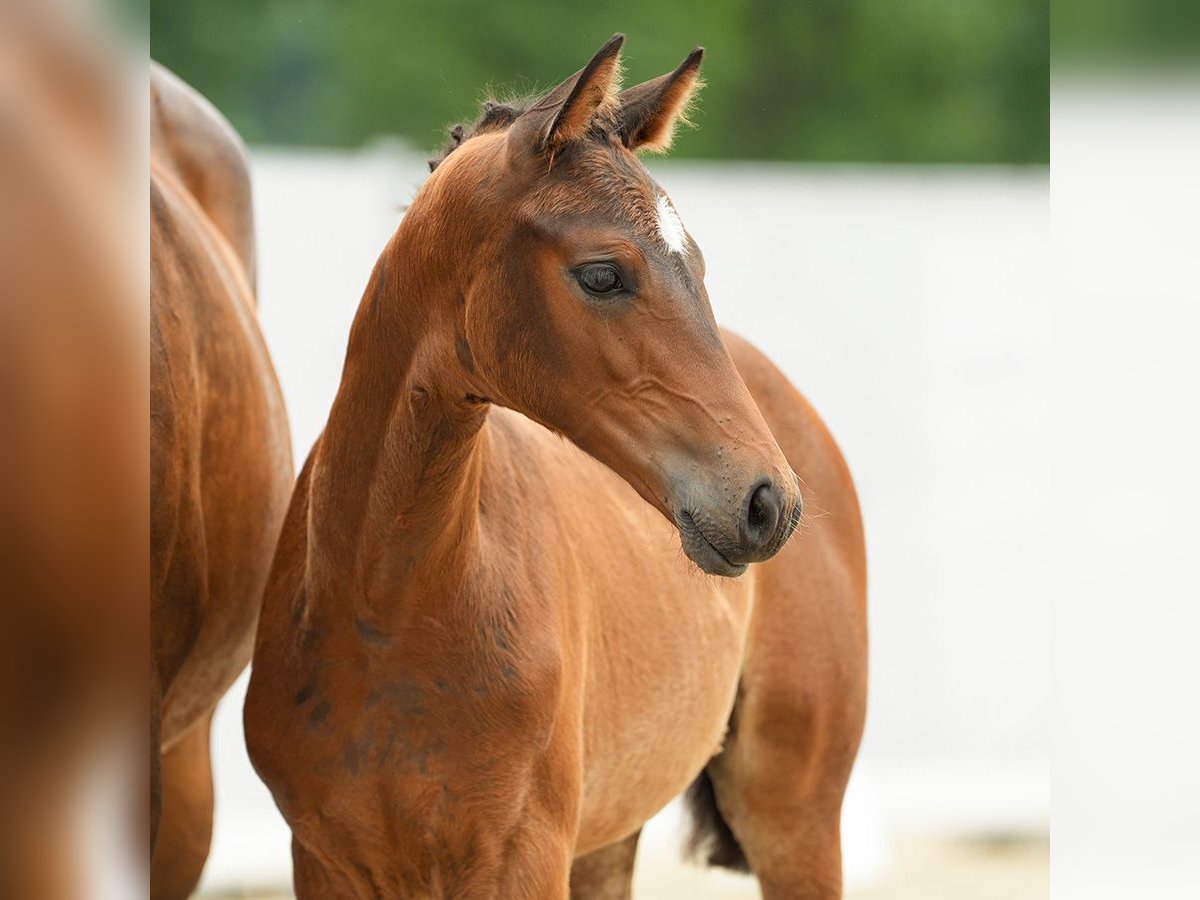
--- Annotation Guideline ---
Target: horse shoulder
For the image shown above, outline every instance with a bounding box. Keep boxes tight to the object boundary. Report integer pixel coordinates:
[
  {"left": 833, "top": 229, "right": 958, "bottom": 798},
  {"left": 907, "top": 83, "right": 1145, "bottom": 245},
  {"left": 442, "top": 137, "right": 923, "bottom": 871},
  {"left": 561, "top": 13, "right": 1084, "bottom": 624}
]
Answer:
[{"left": 244, "top": 443, "right": 317, "bottom": 790}]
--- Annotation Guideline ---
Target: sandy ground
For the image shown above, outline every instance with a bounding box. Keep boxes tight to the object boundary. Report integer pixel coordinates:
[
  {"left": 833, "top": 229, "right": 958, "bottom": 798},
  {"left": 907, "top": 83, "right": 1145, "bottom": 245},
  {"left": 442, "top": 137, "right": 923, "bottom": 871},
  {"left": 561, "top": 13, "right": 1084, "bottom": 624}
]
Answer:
[
  {"left": 638, "top": 834, "right": 1050, "bottom": 899},
  {"left": 198, "top": 831, "right": 1049, "bottom": 899},
  {"left": 848, "top": 834, "right": 1049, "bottom": 900}
]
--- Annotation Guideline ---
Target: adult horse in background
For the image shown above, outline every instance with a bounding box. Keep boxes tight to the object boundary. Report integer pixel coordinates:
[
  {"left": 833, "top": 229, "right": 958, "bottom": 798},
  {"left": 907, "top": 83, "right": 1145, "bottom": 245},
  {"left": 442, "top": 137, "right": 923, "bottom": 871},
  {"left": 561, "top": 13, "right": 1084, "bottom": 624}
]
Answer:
[
  {"left": 246, "top": 36, "right": 866, "bottom": 899},
  {"left": 1, "top": 8, "right": 145, "bottom": 896},
  {"left": 151, "top": 63, "right": 293, "bottom": 900}
]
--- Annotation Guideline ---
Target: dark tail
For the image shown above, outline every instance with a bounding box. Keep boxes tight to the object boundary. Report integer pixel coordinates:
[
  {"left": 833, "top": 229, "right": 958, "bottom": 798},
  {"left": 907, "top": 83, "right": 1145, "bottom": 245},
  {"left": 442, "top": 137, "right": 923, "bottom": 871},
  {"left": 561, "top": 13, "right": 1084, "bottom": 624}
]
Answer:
[{"left": 683, "top": 767, "right": 750, "bottom": 873}]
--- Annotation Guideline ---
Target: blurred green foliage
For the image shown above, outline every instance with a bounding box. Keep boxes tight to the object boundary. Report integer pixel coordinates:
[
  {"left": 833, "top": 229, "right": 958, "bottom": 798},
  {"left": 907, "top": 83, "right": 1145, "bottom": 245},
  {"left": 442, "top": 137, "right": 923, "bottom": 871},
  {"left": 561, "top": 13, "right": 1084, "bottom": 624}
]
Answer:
[
  {"left": 1055, "top": 0, "right": 1200, "bottom": 65},
  {"left": 151, "top": 0, "right": 1047, "bottom": 164}
]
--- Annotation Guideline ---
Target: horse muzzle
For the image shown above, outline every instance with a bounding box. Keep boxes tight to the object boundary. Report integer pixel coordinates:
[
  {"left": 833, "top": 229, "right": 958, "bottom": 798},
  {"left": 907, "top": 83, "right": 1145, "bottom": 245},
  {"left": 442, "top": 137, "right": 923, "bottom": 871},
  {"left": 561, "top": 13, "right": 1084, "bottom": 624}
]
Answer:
[{"left": 673, "top": 475, "right": 802, "bottom": 577}]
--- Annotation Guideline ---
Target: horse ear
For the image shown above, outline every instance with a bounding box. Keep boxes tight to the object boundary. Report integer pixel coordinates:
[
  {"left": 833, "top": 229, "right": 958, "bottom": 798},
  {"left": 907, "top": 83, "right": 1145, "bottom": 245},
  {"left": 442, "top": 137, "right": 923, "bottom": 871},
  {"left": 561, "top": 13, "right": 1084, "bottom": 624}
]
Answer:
[
  {"left": 616, "top": 47, "right": 704, "bottom": 153},
  {"left": 516, "top": 34, "right": 625, "bottom": 154}
]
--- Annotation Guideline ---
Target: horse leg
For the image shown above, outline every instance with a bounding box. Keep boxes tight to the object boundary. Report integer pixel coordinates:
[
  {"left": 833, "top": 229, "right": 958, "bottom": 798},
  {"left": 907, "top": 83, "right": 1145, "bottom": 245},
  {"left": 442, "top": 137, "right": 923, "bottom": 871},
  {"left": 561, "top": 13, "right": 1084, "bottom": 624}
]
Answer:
[
  {"left": 149, "top": 710, "right": 215, "bottom": 900},
  {"left": 704, "top": 743, "right": 847, "bottom": 900},
  {"left": 569, "top": 830, "right": 641, "bottom": 900},
  {"left": 689, "top": 559, "right": 867, "bottom": 899}
]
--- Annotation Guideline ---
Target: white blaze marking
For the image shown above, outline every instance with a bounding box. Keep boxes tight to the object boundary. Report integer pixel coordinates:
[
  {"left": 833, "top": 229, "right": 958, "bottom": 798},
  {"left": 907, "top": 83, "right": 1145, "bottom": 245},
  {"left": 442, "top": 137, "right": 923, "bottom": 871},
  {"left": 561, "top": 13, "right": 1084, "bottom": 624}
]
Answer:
[{"left": 656, "top": 194, "right": 688, "bottom": 255}]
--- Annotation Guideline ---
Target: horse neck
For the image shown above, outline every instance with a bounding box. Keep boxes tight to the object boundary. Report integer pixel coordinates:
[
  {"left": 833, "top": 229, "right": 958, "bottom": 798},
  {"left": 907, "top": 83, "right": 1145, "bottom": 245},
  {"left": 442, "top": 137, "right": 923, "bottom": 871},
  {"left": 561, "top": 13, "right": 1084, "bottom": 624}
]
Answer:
[{"left": 305, "top": 218, "right": 489, "bottom": 618}]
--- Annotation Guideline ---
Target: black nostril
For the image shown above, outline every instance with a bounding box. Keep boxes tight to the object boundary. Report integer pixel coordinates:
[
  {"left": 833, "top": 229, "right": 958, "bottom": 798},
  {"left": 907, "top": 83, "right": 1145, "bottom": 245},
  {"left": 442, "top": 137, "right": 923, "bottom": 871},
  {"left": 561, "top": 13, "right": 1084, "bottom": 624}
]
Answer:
[{"left": 746, "top": 481, "right": 782, "bottom": 545}]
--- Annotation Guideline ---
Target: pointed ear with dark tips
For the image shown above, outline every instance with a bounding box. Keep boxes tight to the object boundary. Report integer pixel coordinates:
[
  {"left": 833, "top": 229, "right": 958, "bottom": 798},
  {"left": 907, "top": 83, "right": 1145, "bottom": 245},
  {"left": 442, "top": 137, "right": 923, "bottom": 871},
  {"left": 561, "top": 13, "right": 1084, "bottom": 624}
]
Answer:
[
  {"left": 514, "top": 34, "right": 625, "bottom": 155},
  {"left": 616, "top": 47, "right": 705, "bottom": 153}
]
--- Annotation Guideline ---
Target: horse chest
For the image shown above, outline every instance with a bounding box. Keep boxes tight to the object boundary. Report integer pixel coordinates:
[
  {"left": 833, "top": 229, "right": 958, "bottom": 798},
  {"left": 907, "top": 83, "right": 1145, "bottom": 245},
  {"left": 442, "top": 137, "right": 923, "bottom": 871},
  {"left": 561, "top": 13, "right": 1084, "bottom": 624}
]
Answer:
[
  {"left": 279, "top": 596, "right": 567, "bottom": 797},
  {"left": 276, "top": 620, "right": 575, "bottom": 889}
]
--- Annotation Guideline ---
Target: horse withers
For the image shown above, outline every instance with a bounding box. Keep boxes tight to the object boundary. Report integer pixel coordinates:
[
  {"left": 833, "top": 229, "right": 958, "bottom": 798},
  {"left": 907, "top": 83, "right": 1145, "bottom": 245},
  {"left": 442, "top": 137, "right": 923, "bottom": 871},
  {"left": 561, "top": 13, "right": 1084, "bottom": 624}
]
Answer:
[{"left": 246, "top": 35, "right": 866, "bottom": 899}]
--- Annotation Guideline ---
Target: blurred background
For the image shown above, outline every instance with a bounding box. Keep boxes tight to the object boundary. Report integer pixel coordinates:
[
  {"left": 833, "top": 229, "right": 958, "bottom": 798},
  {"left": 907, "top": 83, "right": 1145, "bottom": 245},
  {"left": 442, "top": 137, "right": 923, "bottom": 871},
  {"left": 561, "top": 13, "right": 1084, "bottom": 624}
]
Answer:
[
  {"left": 150, "top": 1, "right": 1051, "bottom": 897},
  {"left": 150, "top": 0, "right": 1048, "bottom": 165},
  {"left": 1052, "top": 2, "right": 1200, "bottom": 898}
]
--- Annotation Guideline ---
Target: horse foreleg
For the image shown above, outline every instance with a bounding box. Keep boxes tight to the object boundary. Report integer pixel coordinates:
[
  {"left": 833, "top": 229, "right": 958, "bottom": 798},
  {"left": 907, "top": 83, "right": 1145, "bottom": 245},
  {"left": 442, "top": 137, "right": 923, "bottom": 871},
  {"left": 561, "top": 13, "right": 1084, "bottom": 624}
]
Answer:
[
  {"left": 149, "top": 710, "right": 215, "bottom": 900},
  {"left": 569, "top": 830, "right": 641, "bottom": 900}
]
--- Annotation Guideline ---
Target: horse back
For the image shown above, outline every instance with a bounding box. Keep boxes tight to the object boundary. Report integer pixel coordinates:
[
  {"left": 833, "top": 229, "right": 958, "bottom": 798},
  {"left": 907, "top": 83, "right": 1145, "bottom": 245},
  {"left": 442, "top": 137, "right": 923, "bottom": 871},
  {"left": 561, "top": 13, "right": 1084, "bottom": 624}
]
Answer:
[{"left": 150, "top": 62, "right": 257, "bottom": 296}]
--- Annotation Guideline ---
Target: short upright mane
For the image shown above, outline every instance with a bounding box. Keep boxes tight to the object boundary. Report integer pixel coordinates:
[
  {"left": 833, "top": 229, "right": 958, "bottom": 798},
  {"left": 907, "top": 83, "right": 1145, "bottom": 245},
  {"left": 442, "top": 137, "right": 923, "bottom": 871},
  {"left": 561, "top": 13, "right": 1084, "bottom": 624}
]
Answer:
[
  {"left": 427, "top": 96, "right": 624, "bottom": 173},
  {"left": 428, "top": 99, "right": 527, "bottom": 172}
]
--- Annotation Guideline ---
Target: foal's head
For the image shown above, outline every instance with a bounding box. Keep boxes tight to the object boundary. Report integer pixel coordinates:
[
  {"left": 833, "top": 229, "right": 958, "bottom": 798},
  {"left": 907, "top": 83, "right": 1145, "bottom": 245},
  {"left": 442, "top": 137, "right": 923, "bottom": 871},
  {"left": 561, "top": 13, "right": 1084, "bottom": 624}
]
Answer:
[{"left": 411, "top": 35, "right": 800, "bottom": 576}]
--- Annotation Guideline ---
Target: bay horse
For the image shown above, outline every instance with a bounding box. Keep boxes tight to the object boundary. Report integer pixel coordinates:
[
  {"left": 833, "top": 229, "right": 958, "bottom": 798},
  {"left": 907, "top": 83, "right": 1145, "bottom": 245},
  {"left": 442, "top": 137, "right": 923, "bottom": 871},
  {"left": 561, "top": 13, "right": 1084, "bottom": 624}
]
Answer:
[
  {"left": 246, "top": 35, "right": 866, "bottom": 899},
  {"left": 1, "top": 8, "right": 145, "bottom": 895},
  {"left": 150, "top": 63, "right": 293, "bottom": 899}
]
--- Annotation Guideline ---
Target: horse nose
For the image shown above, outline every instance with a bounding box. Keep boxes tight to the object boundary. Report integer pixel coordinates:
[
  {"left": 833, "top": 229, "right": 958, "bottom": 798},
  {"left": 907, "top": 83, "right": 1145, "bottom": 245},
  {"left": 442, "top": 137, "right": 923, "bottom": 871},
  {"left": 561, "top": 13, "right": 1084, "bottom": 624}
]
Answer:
[{"left": 739, "top": 478, "right": 801, "bottom": 560}]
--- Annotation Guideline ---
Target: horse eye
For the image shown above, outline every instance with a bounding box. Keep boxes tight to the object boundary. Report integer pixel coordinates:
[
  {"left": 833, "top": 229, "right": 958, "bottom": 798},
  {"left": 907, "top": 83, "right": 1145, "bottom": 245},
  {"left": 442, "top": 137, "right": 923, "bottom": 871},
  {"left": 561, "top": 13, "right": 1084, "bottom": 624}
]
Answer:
[{"left": 575, "top": 264, "right": 623, "bottom": 296}]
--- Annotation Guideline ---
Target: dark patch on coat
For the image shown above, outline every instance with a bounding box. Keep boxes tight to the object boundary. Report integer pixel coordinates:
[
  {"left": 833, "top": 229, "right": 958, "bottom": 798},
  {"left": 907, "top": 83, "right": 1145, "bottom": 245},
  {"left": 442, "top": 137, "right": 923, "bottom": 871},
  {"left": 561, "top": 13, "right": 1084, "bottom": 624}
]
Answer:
[
  {"left": 369, "top": 676, "right": 429, "bottom": 719},
  {"left": 299, "top": 625, "right": 323, "bottom": 651},
  {"left": 291, "top": 586, "right": 309, "bottom": 627},
  {"left": 341, "top": 731, "right": 373, "bottom": 776},
  {"left": 354, "top": 616, "right": 392, "bottom": 646},
  {"left": 454, "top": 333, "right": 476, "bottom": 374},
  {"left": 294, "top": 681, "right": 315, "bottom": 705},
  {"left": 305, "top": 699, "right": 332, "bottom": 730}
]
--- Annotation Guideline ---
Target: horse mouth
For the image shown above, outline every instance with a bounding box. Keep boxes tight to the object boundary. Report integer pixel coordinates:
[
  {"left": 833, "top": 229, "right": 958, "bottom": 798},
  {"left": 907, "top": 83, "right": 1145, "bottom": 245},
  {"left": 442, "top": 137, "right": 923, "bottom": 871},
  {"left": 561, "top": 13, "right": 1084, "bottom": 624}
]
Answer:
[{"left": 675, "top": 510, "right": 749, "bottom": 578}]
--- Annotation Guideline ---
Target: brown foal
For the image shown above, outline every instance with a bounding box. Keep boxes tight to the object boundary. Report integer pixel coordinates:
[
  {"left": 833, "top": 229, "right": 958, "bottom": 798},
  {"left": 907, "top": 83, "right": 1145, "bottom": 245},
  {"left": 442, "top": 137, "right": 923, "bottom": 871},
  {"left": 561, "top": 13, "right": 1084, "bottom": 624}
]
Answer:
[{"left": 246, "top": 35, "right": 867, "bottom": 899}]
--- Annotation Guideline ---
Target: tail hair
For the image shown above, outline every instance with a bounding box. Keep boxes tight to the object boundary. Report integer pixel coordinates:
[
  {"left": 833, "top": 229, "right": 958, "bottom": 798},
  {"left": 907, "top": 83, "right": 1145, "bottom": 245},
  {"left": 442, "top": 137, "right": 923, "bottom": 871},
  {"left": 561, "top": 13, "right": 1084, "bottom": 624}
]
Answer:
[{"left": 683, "top": 768, "right": 750, "bottom": 873}]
